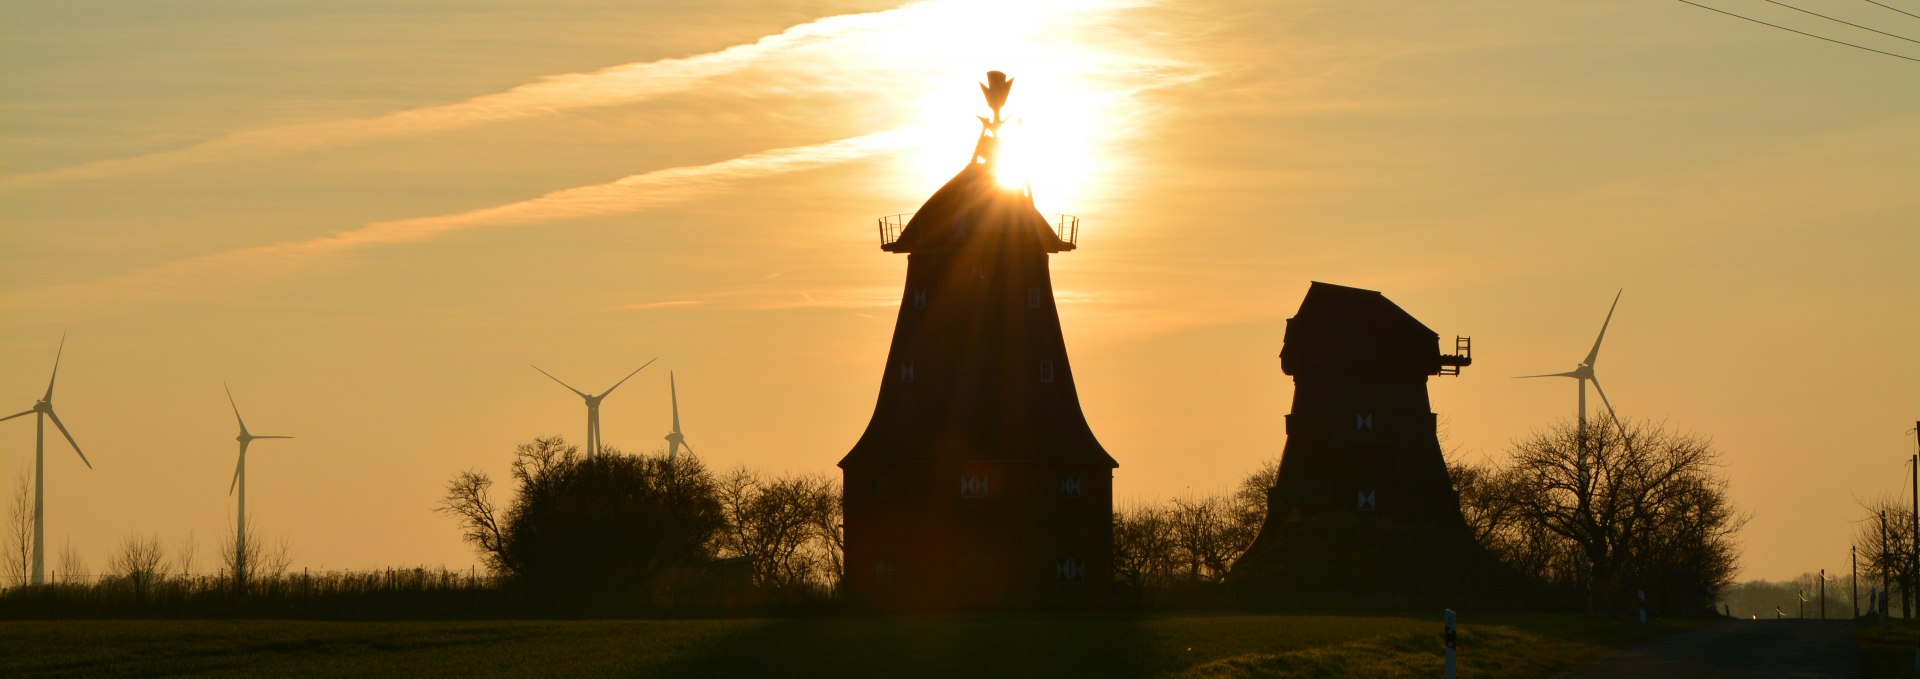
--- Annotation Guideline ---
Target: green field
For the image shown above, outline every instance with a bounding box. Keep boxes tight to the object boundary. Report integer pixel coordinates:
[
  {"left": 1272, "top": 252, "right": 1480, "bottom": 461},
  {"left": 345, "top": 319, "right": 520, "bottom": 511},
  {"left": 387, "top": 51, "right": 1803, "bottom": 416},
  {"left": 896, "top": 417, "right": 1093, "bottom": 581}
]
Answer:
[{"left": 0, "top": 613, "right": 1689, "bottom": 678}]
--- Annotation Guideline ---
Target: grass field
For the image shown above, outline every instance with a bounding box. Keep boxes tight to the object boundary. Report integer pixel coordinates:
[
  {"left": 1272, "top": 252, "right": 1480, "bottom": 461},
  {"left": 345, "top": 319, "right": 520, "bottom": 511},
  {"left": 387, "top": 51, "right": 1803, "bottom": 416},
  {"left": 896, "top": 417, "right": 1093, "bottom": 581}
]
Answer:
[{"left": 0, "top": 613, "right": 1689, "bottom": 678}]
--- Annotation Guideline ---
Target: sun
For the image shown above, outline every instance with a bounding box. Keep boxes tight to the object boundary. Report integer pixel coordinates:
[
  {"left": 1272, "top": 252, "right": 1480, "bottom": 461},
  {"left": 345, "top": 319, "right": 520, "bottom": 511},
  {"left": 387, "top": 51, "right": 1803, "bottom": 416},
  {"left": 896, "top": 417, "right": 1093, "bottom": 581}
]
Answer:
[{"left": 876, "top": 3, "right": 1131, "bottom": 213}]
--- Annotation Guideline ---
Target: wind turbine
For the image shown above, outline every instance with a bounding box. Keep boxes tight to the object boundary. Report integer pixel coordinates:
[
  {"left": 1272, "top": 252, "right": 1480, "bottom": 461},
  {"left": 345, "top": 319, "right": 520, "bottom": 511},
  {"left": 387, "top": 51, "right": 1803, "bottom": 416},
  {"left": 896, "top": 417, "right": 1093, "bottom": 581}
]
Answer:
[
  {"left": 533, "top": 358, "right": 656, "bottom": 459},
  {"left": 663, "top": 371, "right": 693, "bottom": 464},
  {"left": 0, "top": 333, "right": 92, "bottom": 586},
  {"left": 1516, "top": 289, "right": 1631, "bottom": 445},
  {"left": 224, "top": 383, "right": 291, "bottom": 587}
]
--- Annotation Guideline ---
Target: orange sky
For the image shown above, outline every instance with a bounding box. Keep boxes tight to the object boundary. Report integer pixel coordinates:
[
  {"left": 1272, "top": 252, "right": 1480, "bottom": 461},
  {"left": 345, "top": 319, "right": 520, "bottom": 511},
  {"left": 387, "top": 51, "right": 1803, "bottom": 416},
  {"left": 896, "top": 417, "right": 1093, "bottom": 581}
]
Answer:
[{"left": 1, "top": 0, "right": 1916, "bottom": 581}]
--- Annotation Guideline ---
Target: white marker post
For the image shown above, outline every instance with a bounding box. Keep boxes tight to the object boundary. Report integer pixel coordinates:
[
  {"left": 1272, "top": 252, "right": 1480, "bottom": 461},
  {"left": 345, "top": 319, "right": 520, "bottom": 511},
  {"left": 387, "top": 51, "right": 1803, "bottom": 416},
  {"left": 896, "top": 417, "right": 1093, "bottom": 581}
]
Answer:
[
  {"left": 1443, "top": 608, "right": 1457, "bottom": 679},
  {"left": 1638, "top": 590, "right": 1647, "bottom": 624}
]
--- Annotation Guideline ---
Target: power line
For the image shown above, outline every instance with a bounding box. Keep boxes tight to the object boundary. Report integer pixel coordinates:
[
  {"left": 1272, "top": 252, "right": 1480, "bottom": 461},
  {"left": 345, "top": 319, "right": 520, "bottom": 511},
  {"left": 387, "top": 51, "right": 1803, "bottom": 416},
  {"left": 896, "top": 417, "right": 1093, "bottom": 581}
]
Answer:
[
  {"left": 1762, "top": 0, "right": 1920, "bottom": 44},
  {"left": 1864, "top": 0, "right": 1920, "bottom": 21},
  {"left": 1677, "top": 0, "right": 1920, "bottom": 62}
]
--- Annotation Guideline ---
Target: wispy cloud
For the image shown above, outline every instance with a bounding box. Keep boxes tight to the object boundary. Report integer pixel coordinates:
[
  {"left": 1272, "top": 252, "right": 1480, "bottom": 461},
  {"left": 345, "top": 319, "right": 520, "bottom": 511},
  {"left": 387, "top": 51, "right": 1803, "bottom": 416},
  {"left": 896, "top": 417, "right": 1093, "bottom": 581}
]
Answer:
[
  {"left": 5, "top": 127, "right": 919, "bottom": 309},
  {"left": 2, "top": 0, "right": 1131, "bottom": 189},
  {"left": 606, "top": 300, "right": 704, "bottom": 311}
]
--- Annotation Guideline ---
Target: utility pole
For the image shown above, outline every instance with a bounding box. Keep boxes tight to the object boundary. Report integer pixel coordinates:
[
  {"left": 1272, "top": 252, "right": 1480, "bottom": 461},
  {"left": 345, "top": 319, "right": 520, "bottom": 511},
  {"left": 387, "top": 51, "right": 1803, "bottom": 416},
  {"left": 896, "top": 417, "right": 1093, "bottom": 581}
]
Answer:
[
  {"left": 1883, "top": 510, "right": 1892, "bottom": 610},
  {"left": 1856, "top": 545, "right": 1862, "bottom": 618},
  {"left": 1821, "top": 569, "right": 1827, "bottom": 619}
]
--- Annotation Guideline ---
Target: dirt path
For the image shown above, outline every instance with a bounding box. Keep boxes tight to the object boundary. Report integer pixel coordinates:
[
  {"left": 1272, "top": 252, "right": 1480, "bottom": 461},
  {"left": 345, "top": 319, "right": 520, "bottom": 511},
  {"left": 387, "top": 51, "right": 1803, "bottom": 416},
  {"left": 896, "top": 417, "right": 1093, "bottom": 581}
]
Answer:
[{"left": 1561, "top": 619, "right": 1860, "bottom": 678}]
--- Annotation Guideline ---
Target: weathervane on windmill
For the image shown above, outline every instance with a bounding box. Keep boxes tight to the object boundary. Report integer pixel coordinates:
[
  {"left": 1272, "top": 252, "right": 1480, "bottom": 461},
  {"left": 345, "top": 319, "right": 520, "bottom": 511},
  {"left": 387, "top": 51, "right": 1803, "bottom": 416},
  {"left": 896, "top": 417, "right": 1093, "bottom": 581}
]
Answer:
[{"left": 973, "top": 71, "right": 1013, "bottom": 170}]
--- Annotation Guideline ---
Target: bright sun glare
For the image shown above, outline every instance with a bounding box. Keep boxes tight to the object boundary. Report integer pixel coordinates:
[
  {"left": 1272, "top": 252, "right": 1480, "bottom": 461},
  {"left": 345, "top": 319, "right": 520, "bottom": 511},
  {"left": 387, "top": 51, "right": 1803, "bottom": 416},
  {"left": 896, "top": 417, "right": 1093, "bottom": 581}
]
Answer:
[{"left": 877, "top": 0, "right": 1140, "bottom": 212}]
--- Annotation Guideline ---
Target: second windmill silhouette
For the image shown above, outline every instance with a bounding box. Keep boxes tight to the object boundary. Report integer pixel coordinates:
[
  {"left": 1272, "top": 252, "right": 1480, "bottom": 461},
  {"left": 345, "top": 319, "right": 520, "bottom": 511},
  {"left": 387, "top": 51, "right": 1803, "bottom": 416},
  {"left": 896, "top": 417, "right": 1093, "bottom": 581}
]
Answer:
[
  {"left": 533, "top": 358, "right": 656, "bottom": 459},
  {"left": 225, "top": 383, "right": 292, "bottom": 588}
]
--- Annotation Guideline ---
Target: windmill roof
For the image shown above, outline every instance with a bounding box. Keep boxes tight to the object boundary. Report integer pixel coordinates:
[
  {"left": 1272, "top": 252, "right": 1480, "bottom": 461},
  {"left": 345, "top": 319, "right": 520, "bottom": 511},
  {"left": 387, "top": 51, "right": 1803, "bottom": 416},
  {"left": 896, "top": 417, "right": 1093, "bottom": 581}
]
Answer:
[{"left": 883, "top": 162, "right": 1072, "bottom": 254}]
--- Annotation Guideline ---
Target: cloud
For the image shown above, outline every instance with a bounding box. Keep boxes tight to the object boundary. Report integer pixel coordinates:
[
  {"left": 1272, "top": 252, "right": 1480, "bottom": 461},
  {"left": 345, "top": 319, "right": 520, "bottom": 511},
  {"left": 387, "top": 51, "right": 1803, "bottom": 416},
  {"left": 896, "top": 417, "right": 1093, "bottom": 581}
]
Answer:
[
  {"left": 2, "top": 0, "right": 1133, "bottom": 189},
  {"left": 5, "top": 127, "right": 920, "bottom": 309},
  {"left": 606, "top": 300, "right": 705, "bottom": 311}
]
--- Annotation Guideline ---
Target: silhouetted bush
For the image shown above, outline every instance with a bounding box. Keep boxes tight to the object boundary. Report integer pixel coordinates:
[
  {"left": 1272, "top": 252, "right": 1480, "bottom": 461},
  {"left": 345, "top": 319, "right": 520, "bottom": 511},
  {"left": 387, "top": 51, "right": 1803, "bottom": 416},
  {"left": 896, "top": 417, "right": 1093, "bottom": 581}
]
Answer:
[{"left": 439, "top": 437, "right": 728, "bottom": 602}]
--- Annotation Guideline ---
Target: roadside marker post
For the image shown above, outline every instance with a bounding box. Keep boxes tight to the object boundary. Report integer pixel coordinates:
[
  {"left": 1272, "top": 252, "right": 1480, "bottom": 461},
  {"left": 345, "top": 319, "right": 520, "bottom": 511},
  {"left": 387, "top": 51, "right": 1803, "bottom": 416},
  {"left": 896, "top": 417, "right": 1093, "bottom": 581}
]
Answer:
[
  {"left": 1637, "top": 590, "right": 1647, "bottom": 624},
  {"left": 1443, "top": 608, "right": 1457, "bottom": 679}
]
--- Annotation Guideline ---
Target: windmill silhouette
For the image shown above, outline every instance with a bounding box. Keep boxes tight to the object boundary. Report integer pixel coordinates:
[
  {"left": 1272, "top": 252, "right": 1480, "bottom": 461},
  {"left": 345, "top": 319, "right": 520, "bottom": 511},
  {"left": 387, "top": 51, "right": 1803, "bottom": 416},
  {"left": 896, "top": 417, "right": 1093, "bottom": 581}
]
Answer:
[{"left": 0, "top": 334, "right": 93, "bottom": 586}]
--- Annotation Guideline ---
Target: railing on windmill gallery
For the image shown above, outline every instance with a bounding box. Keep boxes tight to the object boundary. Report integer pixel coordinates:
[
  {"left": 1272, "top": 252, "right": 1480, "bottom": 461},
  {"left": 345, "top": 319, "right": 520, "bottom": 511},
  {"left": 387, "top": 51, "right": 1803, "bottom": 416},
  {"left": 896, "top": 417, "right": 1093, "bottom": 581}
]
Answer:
[{"left": 877, "top": 213, "right": 1080, "bottom": 248}]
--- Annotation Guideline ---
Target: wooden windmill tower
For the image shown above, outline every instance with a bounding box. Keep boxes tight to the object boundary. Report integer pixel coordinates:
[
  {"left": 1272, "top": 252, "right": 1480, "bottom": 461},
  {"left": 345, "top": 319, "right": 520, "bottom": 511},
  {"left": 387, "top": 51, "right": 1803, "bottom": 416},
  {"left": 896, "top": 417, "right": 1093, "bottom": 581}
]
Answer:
[{"left": 838, "top": 71, "right": 1116, "bottom": 609}]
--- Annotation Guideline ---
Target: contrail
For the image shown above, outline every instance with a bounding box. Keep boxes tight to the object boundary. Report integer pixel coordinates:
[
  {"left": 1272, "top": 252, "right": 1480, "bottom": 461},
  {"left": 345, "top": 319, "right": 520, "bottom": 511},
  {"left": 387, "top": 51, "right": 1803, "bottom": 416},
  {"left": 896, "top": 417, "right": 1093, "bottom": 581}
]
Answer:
[
  {"left": 0, "top": 4, "right": 906, "bottom": 187},
  {"left": 6, "top": 128, "right": 918, "bottom": 308},
  {"left": 2, "top": 0, "right": 1115, "bottom": 189}
]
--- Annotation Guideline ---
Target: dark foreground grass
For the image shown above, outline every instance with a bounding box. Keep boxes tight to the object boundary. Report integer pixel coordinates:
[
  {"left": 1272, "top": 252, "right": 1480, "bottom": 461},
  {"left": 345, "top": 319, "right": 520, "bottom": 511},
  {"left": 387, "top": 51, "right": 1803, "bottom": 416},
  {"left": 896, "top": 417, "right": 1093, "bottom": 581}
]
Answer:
[
  {"left": 0, "top": 613, "right": 1688, "bottom": 678},
  {"left": 1857, "top": 617, "right": 1920, "bottom": 678}
]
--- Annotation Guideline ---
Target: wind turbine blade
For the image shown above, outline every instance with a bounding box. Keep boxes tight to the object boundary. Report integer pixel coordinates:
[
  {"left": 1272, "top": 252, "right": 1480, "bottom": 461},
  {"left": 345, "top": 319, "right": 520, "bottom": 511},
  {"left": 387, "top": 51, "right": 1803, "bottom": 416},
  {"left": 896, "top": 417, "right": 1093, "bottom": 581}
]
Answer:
[
  {"left": 229, "top": 451, "right": 245, "bottom": 495},
  {"left": 680, "top": 439, "right": 693, "bottom": 454},
  {"left": 1514, "top": 371, "right": 1581, "bottom": 379},
  {"left": 43, "top": 332, "right": 67, "bottom": 402},
  {"left": 254, "top": 435, "right": 294, "bottom": 440},
  {"left": 531, "top": 365, "right": 589, "bottom": 398},
  {"left": 0, "top": 409, "right": 34, "bottom": 423},
  {"left": 46, "top": 410, "right": 91, "bottom": 470},
  {"left": 597, "top": 357, "right": 658, "bottom": 399},
  {"left": 1589, "top": 376, "right": 1630, "bottom": 440},
  {"left": 1583, "top": 289, "right": 1623, "bottom": 368},
  {"left": 224, "top": 382, "right": 249, "bottom": 434},
  {"left": 669, "top": 370, "right": 682, "bottom": 433}
]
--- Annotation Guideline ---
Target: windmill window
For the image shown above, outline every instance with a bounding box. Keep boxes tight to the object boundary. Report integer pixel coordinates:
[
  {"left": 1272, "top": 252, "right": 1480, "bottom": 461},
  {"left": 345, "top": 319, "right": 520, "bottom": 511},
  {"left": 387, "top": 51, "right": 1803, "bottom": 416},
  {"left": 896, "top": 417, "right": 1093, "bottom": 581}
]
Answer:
[
  {"left": 960, "top": 474, "right": 989, "bottom": 497},
  {"left": 1060, "top": 476, "right": 1082, "bottom": 498},
  {"left": 899, "top": 361, "right": 915, "bottom": 383},
  {"left": 1056, "top": 557, "right": 1087, "bottom": 582},
  {"left": 1357, "top": 489, "right": 1377, "bottom": 511},
  {"left": 1027, "top": 287, "right": 1043, "bottom": 308},
  {"left": 1355, "top": 414, "right": 1373, "bottom": 432},
  {"left": 1040, "top": 360, "right": 1055, "bottom": 383},
  {"left": 912, "top": 288, "right": 927, "bottom": 308}
]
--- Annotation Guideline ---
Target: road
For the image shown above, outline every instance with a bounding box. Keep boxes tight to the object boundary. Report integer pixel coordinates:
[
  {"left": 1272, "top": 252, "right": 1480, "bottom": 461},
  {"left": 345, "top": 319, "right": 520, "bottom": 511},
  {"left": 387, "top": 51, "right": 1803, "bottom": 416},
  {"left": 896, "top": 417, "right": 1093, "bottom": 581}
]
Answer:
[{"left": 1562, "top": 619, "right": 1859, "bottom": 678}]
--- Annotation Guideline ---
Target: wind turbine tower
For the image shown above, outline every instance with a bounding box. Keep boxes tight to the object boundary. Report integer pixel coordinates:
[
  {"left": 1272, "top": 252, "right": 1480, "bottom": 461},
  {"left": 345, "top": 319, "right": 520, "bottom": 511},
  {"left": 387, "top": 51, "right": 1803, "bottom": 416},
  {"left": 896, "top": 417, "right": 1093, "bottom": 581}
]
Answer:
[
  {"left": 1517, "top": 290, "right": 1632, "bottom": 464},
  {"left": 0, "top": 334, "right": 93, "bottom": 586},
  {"left": 225, "top": 383, "right": 292, "bottom": 588},
  {"left": 533, "top": 358, "right": 655, "bottom": 459},
  {"left": 664, "top": 371, "right": 692, "bottom": 463}
]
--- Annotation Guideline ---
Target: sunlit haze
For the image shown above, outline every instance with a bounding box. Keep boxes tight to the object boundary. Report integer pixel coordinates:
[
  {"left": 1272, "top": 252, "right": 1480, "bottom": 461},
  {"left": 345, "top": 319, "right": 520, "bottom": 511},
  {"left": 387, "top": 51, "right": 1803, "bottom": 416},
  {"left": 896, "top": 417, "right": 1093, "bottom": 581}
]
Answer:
[{"left": 1, "top": 0, "right": 1915, "bottom": 583}]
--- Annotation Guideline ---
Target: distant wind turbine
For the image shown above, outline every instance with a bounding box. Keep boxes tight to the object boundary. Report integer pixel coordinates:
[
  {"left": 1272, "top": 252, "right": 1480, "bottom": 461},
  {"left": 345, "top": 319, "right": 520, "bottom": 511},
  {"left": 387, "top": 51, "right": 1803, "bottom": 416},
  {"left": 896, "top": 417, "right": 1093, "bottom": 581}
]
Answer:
[
  {"left": 0, "top": 333, "right": 93, "bottom": 586},
  {"left": 664, "top": 371, "right": 693, "bottom": 464},
  {"left": 1517, "top": 289, "right": 1636, "bottom": 516},
  {"left": 224, "top": 383, "right": 292, "bottom": 587},
  {"left": 533, "top": 358, "right": 656, "bottom": 459}
]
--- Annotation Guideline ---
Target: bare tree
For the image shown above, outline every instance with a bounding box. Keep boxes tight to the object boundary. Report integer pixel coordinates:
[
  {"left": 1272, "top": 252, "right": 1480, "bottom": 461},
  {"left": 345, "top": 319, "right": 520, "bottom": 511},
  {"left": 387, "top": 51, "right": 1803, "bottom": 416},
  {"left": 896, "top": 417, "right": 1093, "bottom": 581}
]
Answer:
[
  {"left": 175, "top": 532, "right": 198, "bottom": 581},
  {"left": 3, "top": 468, "right": 30, "bottom": 588},
  {"left": 716, "top": 468, "right": 841, "bottom": 589},
  {"left": 109, "top": 532, "right": 170, "bottom": 596},
  {"left": 435, "top": 470, "right": 507, "bottom": 574},
  {"left": 54, "top": 538, "right": 88, "bottom": 586},
  {"left": 1113, "top": 502, "right": 1178, "bottom": 587},
  {"left": 222, "top": 515, "right": 295, "bottom": 586},
  {"left": 1460, "top": 419, "right": 1746, "bottom": 610},
  {"left": 1854, "top": 496, "right": 1916, "bottom": 617},
  {"left": 1167, "top": 494, "right": 1249, "bottom": 583}
]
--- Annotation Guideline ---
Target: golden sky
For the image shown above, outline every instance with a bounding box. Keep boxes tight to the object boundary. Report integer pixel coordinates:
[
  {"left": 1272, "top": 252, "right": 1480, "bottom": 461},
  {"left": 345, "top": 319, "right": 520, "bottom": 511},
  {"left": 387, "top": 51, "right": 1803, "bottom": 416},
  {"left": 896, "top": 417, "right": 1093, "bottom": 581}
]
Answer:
[{"left": 1, "top": 0, "right": 1915, "bottom": 581}]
